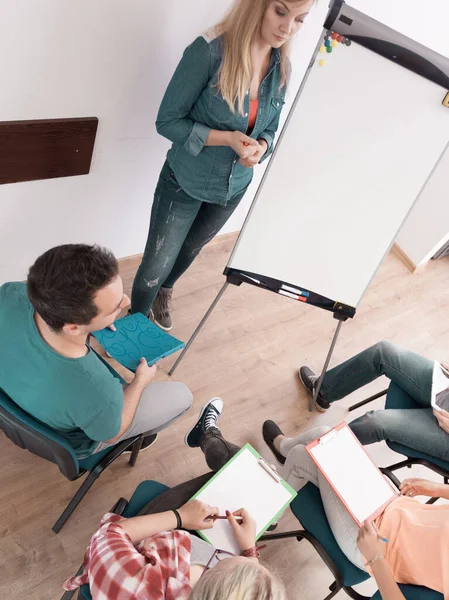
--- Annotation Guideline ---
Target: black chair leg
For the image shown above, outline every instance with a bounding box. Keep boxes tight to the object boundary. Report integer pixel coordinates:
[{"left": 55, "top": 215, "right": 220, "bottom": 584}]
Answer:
[
  {"left": 53, "top": 470, "right": 100, "bottom": 533},
  {"left": 426, "top": 497, "right": 439, "bottom": 505},
  {"left": 380, "top": 467, "right": 401, "bottom": 490},
  {"left": 348, "top": 389, "right": 388, "bottom": 412},
  {"left": 324, "top": 581, "right": 341, "bottom": 600},
  {"left": 343, "top": 586, "right": 371, "bottom": 600},
  {"left": 129, "top": 436, "right": 144, "bottom": 467}
]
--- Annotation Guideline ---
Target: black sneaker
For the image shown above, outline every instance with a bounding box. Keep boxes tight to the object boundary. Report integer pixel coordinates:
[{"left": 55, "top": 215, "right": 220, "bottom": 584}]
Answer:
[
  {"left": 123, "top": 433, "right": 158, "bottom": 454},
  {"left": 262, "top": 420, "right": 286, "bottom": 465},
  {"left": 185, "top": 398, "right": 223, "bottom": 448},
  {"left": 298, "top": 366, "right": 330, "bottom": 412}
]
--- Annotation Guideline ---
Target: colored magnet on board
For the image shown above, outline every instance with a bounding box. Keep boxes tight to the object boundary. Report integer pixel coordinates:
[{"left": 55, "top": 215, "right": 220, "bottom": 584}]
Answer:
[
  {"left": 331, "top": 40, "right": 338, "bottom": 47},
  {"left": 319, "top": 45, "right": 326, "bottom": 53},
  {"left": 319, "top": 59, "right": 326, "bottom": 66},
  {"left": 337, "top": 35, "right": 343, "bottom": 42},
  {"left": 324, "top": 39, "right": 331, "bottom": 47},
  {"left": 345, "top": 39, "right": 352, "bottom": 46},
  {"left": 341, "top": 36, "right": 346, "bottom": 44},
  {"left": 326, "top": 46, "right": 333, "bottom": 53},
  {"left": 331, "top": 32, "right": 338, "bottom": 39}
]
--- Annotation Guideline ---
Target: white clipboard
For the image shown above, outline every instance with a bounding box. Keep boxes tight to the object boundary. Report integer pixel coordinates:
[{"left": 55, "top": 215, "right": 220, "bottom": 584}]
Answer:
[
  {"left": 191, "top": 444, "right": 297, "bottom": 554},
  {"left": 306, "top": 423, "right": 398, "bottom": 526}
]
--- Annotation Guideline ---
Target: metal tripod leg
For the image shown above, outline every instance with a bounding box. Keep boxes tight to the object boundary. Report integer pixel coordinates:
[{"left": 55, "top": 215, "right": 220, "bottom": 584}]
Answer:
[
  {"left": 309, "top": 319, "right": 344, "bottom": 411},
  {"left": 169, "top": 282, "right": 229, "bottom": 376}
]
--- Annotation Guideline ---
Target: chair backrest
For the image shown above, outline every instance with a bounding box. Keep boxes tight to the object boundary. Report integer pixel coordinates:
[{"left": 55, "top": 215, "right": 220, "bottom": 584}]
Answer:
[
  {"left": 0, "top": 388, "right": 80, "bottom": 480},
  {"left": 372, "top": 583, "right": 443, "bottom": 599}
]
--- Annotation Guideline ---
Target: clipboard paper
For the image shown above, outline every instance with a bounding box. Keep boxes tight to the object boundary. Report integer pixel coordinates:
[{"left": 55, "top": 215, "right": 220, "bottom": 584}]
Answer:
[
  {"left": 306, "top": 423, "right": 398, "bottom": 526},
  {"left": 191, "top": 443, "right": 296, "bottom": 554}
]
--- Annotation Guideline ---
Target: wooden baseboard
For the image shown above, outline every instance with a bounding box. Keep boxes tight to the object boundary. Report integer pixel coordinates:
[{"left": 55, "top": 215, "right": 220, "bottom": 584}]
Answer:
[{"left": 391, "top": 243, "right": 424, "bottom": 273}]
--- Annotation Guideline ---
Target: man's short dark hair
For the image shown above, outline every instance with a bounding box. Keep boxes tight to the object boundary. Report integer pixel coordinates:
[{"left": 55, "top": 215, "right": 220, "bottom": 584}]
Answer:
[{"left": 27, "top": 244, "right": 119, "bottom": 331}]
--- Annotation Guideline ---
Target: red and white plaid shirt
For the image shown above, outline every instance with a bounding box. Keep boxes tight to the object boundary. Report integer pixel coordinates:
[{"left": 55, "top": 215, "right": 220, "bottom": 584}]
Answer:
[{"left": 63, "top": 513, "right": 192, "bottom": 600}]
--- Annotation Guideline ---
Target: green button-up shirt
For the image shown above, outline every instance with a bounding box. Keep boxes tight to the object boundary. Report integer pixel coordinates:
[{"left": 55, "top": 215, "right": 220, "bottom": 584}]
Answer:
[{"left": 156, "top": 34, "right": 286, "bottom": 205}]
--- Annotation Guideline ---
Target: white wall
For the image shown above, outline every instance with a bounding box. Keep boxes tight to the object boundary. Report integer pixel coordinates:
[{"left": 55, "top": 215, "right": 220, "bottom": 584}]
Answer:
[
  {"left": 1, "top": 0, "right": 448, "bottom": 283},
  {"left": 395, "top": 145, "right": 449, "bottom": 266}
]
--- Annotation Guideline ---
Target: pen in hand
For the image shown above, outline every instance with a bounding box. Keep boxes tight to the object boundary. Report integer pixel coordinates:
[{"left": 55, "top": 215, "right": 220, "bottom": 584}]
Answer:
[
  {"left": 373, "top": 524, "right": 389, "bottom": 543},
  {"left": 206, "top": 515, "right": 244, "bottom": 522}
]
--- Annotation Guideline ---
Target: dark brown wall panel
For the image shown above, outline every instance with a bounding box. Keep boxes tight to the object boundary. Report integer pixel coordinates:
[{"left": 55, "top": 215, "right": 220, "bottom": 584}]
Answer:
[{"left": 0, "top": 117, "right": 98, "bottom": 185}]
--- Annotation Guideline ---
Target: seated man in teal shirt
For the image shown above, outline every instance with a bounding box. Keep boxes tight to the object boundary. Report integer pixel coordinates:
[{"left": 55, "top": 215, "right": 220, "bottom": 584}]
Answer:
[{"left": 0, "top": 244, "right": 192, "bottom": 458}]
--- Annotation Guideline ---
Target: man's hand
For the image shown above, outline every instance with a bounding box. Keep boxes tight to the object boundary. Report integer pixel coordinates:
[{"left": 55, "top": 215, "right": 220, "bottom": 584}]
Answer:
[
  {"left": 239, "top": 139, "right": 268, "bottom": 168},
  {"left": 434, "top": 408, "right": 449, "bottom": 434},
  {"left": 400, "top": 478, "right": 443, "bottom": 498},
  {"left": 134, "top": 358, "right": 158, "bottom": 387},
  {"left": 107, "top": 323, "right": 117, "bottom": 331}
]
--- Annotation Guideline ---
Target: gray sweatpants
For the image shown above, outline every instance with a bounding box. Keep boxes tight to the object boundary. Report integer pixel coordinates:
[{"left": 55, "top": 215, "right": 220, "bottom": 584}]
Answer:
[
  {"left": 280, "top": 426, "right": 366, "bottom": 571},
  {"left": 93, "top": 381, "right": 192, "bottom": 453}
]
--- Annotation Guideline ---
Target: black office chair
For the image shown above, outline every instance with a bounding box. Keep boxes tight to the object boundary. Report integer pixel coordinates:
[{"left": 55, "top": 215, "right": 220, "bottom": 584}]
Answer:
[{"left": 0, "top": 387, "right": 145, "bottom": 533}]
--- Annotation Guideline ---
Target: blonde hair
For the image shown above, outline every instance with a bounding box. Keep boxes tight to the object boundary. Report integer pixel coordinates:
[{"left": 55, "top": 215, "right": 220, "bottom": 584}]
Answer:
[
  {"left": 213, "top": 0, "right": 299, "bottom": 114},
  {"left": 189, "top": 560, "right": 287, "bottom": 600}
]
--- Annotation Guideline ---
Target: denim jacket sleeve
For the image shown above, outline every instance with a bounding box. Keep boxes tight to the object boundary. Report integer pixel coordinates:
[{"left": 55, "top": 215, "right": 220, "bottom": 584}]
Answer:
[
  {"left": 156, "top": 37, "right": 212, "bottom": 157},
  {"left": 258, "top": 98, "right": 285, "bottom": 163}
]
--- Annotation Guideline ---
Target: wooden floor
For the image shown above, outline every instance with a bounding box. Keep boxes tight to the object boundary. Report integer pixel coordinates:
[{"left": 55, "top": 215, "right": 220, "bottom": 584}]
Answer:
[{"left": 1, "top": 234, "right": 449, "bottom": 600}]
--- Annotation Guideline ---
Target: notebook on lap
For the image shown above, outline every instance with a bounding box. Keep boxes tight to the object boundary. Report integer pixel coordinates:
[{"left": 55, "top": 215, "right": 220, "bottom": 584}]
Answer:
[{"left": 92, "top": 312, "right": 184, "bottom": 371}]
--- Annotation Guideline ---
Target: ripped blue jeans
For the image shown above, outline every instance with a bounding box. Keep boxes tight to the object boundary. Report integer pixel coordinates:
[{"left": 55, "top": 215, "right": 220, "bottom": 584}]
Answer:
[{"left": 131, "top": 161, "right": 246, "bottom": 316}]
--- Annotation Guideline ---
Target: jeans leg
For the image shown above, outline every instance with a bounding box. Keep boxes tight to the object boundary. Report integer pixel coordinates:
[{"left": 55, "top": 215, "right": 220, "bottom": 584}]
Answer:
[
  {"left": 131, "top": 163, "right": 202, "bottom": 315},
  {"left": 162, "top": 192, "right": 245, "bottom": 289},
  {"left": 200, "top": 427, "right": 241, "bottom": 471},
  {"left": 283, "top": 442, "right": 365, "bottom": 570},
  {"left": 321, "top": 341, "right": 433, "bottom": 405},
  {"left": 350, "top": 407, "right": 449, "bottom": 460}
]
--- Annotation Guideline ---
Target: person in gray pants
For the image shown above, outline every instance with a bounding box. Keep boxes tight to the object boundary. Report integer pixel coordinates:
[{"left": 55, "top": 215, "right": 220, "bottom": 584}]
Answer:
[{"left": 299, "top": 341, "right": 449, "bottom": 462}]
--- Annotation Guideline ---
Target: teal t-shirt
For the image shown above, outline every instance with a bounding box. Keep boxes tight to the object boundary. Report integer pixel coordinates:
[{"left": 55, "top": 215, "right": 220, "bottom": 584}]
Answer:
[{"left": 0, "top": 282, "right": 124, "bottom": 458}]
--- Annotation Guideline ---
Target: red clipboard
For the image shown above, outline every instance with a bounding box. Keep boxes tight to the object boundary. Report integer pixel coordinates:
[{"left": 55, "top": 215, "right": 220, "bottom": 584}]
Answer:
[{"left": 306, "top": 423, "right": 398, "bottom": 526}]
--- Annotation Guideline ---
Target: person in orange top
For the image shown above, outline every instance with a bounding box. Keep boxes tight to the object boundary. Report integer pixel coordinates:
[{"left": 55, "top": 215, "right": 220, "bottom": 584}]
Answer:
[{"left": 265, "top": 420, "right": 449, "bottom": 599}]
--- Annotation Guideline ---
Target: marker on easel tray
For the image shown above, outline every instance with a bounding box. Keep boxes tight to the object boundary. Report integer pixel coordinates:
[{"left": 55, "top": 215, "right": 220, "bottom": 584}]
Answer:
[
  {"left": 281, "top": 284, "right": 310, "bottom": 298},
  {"left": 278, "top": 289, "right": 307, "bottom": 302}
]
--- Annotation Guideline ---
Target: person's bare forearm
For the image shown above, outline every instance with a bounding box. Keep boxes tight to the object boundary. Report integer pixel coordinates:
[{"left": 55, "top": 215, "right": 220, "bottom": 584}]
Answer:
[
  {"left": 205, "top": 130, "right": 231, "bottom": 147},
  {"left": 437, "top": 483, "right": 449, "bottom": 500},
  {"left": 106, "top": 378, "right": 145, "bottom": 443},
  {"left": 371, "top": 559, "right": 405, "bottom": 600},
  {"left": 119, "top": 512, "right": 177, "bottom": 544}
]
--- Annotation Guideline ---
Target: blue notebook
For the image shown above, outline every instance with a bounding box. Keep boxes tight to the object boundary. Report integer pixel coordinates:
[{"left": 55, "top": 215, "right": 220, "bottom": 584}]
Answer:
[{"left": 92, "top": 313, "right": 185, "bottom": 371}]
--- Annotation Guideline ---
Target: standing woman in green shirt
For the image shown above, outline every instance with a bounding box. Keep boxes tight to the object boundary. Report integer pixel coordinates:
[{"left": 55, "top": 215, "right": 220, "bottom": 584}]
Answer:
[{"left": 131, "top": 0, "right": 314, "bottom": 330}]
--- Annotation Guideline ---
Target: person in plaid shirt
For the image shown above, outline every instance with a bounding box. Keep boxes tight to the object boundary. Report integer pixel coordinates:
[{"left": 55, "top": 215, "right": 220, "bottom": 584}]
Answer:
[
  {"left": 64, "top": 492, "right": 286, "bottom": 600},
  {"left": 64, "top": 397, "right": 287, "bottom": 599}
]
